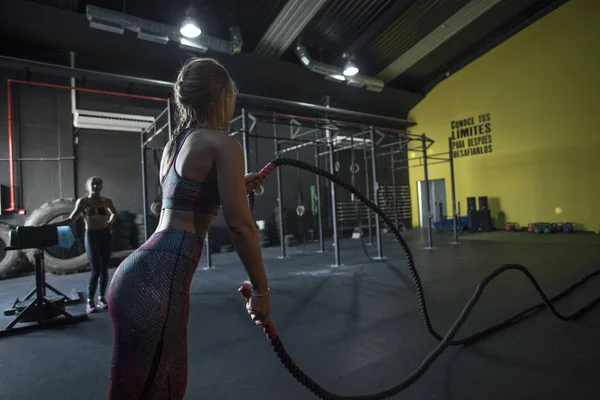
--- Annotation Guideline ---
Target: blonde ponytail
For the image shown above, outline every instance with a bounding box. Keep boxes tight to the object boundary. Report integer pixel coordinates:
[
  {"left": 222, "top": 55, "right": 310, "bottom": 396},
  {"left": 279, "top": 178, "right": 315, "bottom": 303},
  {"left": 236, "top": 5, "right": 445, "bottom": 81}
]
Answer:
[{"left": 159, "top": 57, "right": 234, "bottom": 183}]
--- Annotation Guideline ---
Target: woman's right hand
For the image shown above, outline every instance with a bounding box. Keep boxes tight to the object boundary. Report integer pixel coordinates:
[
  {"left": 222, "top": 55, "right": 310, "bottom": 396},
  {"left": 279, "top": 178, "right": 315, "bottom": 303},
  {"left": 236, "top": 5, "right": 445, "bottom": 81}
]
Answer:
[{"left": 246, "top": 292, "right": 271, "bottom": 326}]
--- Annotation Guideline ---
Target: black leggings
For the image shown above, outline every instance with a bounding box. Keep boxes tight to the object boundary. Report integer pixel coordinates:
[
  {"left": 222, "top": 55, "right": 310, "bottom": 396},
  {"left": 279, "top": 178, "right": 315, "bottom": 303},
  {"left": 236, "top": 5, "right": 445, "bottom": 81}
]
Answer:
[{"left": 85, "top": 226, "right": 112, "bottom": 300}]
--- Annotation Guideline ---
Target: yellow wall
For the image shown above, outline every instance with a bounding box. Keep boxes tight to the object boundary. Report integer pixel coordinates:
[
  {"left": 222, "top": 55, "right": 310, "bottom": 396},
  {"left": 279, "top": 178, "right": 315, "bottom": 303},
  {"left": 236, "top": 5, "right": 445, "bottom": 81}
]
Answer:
[{"left": 407, "top": 0, "right": 600, "bottom": 231}]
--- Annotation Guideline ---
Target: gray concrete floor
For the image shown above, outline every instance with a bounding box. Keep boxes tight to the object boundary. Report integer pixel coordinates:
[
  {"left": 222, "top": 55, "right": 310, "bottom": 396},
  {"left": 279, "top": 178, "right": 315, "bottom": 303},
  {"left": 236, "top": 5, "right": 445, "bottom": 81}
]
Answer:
[{"left": 0, "top": 230, "right": 599, "bottom": 399}]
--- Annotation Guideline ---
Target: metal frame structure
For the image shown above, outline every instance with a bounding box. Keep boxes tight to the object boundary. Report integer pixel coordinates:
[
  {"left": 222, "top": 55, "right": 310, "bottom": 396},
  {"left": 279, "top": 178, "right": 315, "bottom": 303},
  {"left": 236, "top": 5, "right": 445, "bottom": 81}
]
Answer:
[
  {"left": 385, "top": 135, "right": 459, "bottom": 249},
  {"left": 138, "top": 103, "right": 448, "bottom": 268},
  {"left": 273, "top": 117, "right": 428, "bottom": 266},
  {"left": 0, "top": 56, "right": 448, "bottom": 270},
  {"left": 361, "top": 131, "right": 434, "bottom": 254},
  {"left": 0, "top": 55, "right": 414, "bottom": 131}
]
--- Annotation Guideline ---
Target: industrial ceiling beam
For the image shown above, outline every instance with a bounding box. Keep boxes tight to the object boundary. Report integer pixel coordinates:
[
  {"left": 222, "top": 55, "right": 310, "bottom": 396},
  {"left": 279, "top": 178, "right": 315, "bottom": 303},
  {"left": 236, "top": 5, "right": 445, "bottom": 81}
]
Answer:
[
  {"left": 376, "top": 0, "right": 503, "bottom": 83},
  {"left": 254, "top": 0, "right": 327, "bottom": 59},
  {"left": 86, "top": 5, "right": 243, "bottom": 55},
  {"left": 337, "top": 0, "right": 414, "bottom": 64}
]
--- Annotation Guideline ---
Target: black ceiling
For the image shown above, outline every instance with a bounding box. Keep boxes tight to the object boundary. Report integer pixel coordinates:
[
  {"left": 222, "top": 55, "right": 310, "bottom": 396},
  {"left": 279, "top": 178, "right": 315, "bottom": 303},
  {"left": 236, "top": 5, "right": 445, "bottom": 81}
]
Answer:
[{"left": 4, "top": 0, "right": 568, "bottom": 104}]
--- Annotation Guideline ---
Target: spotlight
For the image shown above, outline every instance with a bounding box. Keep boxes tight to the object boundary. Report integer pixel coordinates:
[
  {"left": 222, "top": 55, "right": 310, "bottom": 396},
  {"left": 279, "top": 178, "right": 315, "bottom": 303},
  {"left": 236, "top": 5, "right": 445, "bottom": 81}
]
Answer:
[
  {"left": 343, "top": 61, "right": 359, "bottom": 77},
  {"left": 180, "top": 16, "right": 201, "bottom": 38}
]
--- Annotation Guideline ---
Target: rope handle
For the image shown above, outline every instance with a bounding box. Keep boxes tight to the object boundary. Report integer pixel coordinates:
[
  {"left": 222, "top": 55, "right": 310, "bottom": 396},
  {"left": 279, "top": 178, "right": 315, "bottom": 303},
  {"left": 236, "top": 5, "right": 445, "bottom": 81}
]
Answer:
[
  {"left": 245, "top": 163, "right": 277, "bottom": 194},
  {"left": 238, "top": 283, "right": 279, "bottom": 341}
]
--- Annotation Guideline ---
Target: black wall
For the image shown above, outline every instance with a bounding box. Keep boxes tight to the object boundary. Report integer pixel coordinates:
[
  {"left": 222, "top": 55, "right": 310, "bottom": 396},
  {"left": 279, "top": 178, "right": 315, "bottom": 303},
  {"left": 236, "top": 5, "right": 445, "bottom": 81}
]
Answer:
[
  {"left": 0, "top": 68, "right": 164, "bottom": 225},
  {"left": 0, "top": 70, "right": 75, "bottom": 223},
  {"left": 0, "top": 67, "right": 410, "bottom": 247},
  {"left": 209, "top": 121, "right": 411, "bottom": 245}
]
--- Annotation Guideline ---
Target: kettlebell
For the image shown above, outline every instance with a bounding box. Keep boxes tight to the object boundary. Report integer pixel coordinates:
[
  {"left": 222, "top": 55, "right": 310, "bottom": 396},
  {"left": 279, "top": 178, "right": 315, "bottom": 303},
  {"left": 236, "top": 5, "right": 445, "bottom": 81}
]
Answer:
[
  {"left": 505, "top": 222, "right": 514, "bottom": 232},
  {"left": 555, "top": 223, "right": 563, "bottom": 233},
  {"left": 527, "top": 223, "right": 535, "bottom": 233},
  {"left": 543, "top": 224, "right": 551, "bottom": 234}
]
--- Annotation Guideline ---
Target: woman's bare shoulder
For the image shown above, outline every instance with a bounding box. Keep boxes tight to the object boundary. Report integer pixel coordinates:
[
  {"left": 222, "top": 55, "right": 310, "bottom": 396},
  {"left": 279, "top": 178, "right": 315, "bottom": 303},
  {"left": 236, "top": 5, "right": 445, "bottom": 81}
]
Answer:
[{"left": 188, "top": 128, "right": 241, "bottom": 153}]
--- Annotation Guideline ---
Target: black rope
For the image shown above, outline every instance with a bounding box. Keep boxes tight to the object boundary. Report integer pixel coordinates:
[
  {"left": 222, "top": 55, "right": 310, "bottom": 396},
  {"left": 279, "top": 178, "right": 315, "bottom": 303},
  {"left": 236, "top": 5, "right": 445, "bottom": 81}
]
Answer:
[
  {"left": 248, "top": 192, "right": 255, "bottom": 217},
  {"left": 246, "top": 157, "right": 600, "bottom": 400}
]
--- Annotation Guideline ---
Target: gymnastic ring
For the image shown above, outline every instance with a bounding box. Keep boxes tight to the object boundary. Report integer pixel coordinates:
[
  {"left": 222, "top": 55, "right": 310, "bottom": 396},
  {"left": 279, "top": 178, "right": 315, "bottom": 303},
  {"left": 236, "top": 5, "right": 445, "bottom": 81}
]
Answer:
[
  {"left": 296, "top": 205, "right": 306, "bottom": 217},
  {"left": 150, "top": 200, "right": 162, "bottom": 216},
  {"left": 349, "top": 163, "right": 360, "bottom": 173},
  {"left": 334, "top": 161, "right": 340, "bottom": 172},
  {"left": 253, "top": 184, "right": 265, "bottom": 196}
]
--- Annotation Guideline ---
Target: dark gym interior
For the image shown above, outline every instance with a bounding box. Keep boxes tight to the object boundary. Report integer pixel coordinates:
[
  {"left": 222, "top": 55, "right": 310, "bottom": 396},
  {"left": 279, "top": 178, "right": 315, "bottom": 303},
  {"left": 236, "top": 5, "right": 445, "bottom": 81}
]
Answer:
[{"left": 0, "top": 0, "right": 599, "bottom": 399}]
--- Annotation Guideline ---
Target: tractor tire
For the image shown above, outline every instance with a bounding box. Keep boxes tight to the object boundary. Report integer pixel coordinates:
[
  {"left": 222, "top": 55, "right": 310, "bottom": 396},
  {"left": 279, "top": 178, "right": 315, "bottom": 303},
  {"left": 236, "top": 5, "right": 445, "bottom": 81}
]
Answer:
[
  {"left": 0, "top": 223, "right": 26, "bottom": 279},
  {"left": 24, "top": 198, "right": 89, "bottom": 275}
]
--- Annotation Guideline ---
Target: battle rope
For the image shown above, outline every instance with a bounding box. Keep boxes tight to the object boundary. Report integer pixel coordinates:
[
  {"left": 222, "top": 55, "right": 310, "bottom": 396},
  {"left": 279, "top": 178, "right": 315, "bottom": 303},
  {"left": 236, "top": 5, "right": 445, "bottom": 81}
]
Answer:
[{"left": 242, "top": 158, "right": 600, "bottom": 400}]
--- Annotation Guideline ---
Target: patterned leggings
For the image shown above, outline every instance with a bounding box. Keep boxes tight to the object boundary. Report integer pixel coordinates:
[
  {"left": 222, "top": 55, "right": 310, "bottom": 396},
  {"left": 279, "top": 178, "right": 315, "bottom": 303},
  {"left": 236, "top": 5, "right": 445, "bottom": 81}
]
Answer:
[{"left": 108, "top": 229, "right": 203, "bottom": 400}]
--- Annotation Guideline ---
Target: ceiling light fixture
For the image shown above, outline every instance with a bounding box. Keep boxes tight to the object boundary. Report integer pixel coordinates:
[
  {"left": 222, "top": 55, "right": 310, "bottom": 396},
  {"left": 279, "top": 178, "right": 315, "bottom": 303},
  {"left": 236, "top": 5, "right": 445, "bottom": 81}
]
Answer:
[
  {"left": 343, "top": 60, "right": 359, "bottom": 77},
  {"left": 180, "top": 17, "right": 201, "bottom": 38},
  {"left": 180, "top": 7, "right": 201, "bottom": 38}
]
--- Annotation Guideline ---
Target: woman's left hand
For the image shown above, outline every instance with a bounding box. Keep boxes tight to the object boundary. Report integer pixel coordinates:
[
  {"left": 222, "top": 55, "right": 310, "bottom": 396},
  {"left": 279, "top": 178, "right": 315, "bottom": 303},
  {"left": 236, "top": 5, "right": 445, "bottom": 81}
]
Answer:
[{"left": 244, "top": 173, "right": 266, "bottom": 186}]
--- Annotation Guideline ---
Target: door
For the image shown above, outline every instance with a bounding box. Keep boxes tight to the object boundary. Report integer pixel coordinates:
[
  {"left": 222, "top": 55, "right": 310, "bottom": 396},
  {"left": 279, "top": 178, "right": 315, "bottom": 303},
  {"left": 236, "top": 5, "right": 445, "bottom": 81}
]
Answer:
[{"left": 417, "top": 179, "right": 447, "bottom": 228}]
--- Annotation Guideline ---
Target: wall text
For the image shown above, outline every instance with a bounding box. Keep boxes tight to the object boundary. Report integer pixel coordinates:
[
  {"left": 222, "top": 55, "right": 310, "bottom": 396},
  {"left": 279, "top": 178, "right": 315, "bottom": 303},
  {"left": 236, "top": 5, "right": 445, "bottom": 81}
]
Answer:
[{"left": 451, "top": 113, "right": 493, "bottom": 159}]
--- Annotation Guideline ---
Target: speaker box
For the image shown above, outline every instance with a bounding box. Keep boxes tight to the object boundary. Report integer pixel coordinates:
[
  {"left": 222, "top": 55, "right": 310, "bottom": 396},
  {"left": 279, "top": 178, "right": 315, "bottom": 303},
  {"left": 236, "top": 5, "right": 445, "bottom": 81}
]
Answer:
[
  {"left": 478, "top": 196, "right": 489, "bottom": 210},
  {"left": 467, "top": 197, "right": 477, "bottom": 211},
  {"left": 468, "top": 209, "right": 492, "bottom": 232}
]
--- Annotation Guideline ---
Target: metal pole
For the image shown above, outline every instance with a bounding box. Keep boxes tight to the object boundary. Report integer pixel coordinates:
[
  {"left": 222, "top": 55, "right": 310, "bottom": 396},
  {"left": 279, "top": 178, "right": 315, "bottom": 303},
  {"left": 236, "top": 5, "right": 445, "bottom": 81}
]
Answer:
[
  {"left": 363, "top": 144, "right": 373, "bottom": 245},
  {"left": 324, "top": 102, "right": 341, "bottom": 267},
  {"left": 449, "top": 137, "right": 459, "bottom": 245},
  {"left": 0, "top": 55, "right": 415, "bottom": 130},
  {"left": 70, "top": 51, "right": 79, "bottom": 199},
  {"left": 205, "top": 231, "right": 213, "bottom": 269},
  {"left": 314, "top": 145, "right": 325, "bottom": 253},
  {"left": 0, "top": 157, "right": 76, "bottom": 162},
  {"left": 141, "top": 130, "right": 149, "bottom": 241},
  {"left": 327, "top": 130, "right": 340, "bottom": 266},
  {"left": 166, "top": 98, "right": 172, "bottom": 144},
  {"left": 349, "top": 138, "right": 362, "bottom": 239},
  {"left": 423, "top": 134, "right": 433, "bottom": 250},
  {"left": 241, "top": 108, "right": 250, "bottom": 174},
  {"left": 390, "top": 145, "right": 399, "bottom": 231},
  {"left": 274, "top": 117, "right": 286, "bottom": 258},
  {"left": 241, "top": 109, "right": 252, "bottom": 211},
  {"left": 369, "top": 127, "right": 384, "bottom": 260}
]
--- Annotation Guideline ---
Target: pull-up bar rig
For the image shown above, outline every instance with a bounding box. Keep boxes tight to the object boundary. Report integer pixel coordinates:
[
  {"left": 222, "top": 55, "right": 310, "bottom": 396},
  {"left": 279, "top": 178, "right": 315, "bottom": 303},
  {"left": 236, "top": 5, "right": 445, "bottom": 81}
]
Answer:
[
  {"left": 269, "top": 118, "right": 434, "bottom": 267},
  {"left": 366, "top": 135, "right": 459, "bottom": 249},
  {"left": 140, "top": 105, "right": 424, "bottom": 270}
]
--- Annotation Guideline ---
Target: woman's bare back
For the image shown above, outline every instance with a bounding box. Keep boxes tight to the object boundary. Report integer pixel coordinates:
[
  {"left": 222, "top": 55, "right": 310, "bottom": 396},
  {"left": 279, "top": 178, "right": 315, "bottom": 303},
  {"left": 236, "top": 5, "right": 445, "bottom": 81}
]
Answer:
[{"left": 156, "top": 129, "right": 220, "bottom": 238}]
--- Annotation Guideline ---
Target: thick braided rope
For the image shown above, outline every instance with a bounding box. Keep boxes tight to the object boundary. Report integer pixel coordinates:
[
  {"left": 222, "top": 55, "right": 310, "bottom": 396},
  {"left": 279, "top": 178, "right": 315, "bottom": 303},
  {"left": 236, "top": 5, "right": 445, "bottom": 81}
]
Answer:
[{"left": 243, "top": 158, "right": 600, "bottom": 400}]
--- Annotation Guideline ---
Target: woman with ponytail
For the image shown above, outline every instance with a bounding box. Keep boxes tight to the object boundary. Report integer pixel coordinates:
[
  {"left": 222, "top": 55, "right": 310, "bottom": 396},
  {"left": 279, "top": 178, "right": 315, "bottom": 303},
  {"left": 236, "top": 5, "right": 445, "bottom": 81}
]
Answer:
[{"left": 107, "top": 58, "right": 270, "bottom": 399}]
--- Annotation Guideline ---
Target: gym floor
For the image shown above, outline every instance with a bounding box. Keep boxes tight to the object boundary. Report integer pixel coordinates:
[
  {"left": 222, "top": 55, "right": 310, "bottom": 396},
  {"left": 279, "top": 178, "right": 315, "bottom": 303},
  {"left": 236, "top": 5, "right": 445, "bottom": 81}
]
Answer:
[{"left": 0, "top": 231, "right": 599, "bottom": 400}]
